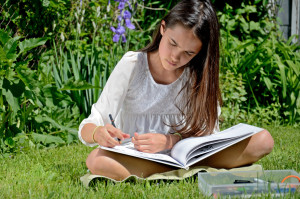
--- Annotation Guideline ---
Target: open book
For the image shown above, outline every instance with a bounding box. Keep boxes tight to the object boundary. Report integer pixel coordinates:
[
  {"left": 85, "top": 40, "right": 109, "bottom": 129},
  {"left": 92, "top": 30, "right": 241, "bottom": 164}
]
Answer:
[{"left": 100, "top": 123, "right": 263, "bottom": 169}]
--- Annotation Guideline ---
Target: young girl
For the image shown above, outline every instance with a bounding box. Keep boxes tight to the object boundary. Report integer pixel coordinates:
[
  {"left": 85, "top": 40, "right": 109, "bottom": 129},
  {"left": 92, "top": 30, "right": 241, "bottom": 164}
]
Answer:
[{"left": 79, "top": 0, "right": 274, "bottom": 180}]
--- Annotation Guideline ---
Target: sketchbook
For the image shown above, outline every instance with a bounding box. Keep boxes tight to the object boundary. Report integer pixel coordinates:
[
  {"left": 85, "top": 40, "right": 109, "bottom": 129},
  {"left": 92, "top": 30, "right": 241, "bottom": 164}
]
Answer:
[{"left": 99, "top": 123, "right": 263, "bottom": 170}]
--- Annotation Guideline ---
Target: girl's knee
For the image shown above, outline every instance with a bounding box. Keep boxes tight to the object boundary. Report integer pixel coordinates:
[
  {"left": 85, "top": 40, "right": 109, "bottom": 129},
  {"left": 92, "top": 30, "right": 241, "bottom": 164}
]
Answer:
[
  {"left": 86, "top": 149, "right": 97, "bottom": 172},
  {"left": 86, "top": 149, "right": 106, "bottom": 174},
  {"left": 258, "top": 129, "right": 274, "bottom": 154},
  {"left": 251, "top": 129, "right": 274, "bottom": 159}
]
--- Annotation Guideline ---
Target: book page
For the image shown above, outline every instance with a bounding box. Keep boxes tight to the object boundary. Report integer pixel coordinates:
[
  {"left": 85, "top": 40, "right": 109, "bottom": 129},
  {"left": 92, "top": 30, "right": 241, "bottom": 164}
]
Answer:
[
  {"left": 170, "top": 123, "right": 263, "bottom": 165},
  {"left": 100, "top": 142, "right": 184, "bottom": 168},
  {"left": 185, "top": 135, "right": 253, "bottom": 166}
]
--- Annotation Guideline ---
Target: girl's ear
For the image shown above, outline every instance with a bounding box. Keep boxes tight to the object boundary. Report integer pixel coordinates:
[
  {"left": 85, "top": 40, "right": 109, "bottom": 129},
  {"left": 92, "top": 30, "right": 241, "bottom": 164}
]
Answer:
[{"left": 160, "top": 20, "right": 166, "bottom": 36}]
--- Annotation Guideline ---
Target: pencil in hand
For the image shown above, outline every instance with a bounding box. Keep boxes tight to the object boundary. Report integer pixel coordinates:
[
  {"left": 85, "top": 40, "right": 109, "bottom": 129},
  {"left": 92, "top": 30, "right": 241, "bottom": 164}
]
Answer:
[{"left": 109, "top": 114, "right": 121, "bottom": 143}]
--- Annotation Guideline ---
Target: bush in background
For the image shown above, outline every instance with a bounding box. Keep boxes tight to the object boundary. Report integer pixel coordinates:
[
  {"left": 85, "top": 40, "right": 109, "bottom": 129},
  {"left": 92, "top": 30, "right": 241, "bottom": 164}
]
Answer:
[
  {"left": 218, "top": 2, "right": 300, "bottom": 126},
  {"left": 0, "top": 29, "right": 80, "bottom": 155},
  {"left": 0, "top": 0, "right": 299, "bottom": 154}
]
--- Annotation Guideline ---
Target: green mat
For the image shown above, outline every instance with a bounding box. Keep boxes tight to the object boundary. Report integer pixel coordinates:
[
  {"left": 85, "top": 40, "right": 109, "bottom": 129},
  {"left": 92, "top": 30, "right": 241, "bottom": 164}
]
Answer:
[{"left": 80, "top": 164, "right": 262, "bottom": 187}]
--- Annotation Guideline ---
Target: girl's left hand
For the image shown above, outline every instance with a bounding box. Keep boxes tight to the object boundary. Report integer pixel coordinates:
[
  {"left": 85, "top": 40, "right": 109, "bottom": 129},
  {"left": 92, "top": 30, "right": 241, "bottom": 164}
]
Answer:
[{"left": 132, "top": 132, "right": 169, "bottom": 153}]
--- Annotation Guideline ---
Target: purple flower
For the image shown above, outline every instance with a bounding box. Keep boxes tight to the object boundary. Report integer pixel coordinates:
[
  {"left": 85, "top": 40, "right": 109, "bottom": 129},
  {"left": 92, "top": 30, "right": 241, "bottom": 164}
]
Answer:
[
  {"left": 125, "top": 18, "right": 135, "bottom": 29},
  {"left": 110, "top": 0, "right": 135, "bottom": 43},
  {"left": 117, "top": 15, "right": 122, "bottom": 21},
  {"left": 123, "top": 10, "right": 131, "bottom": 19},
  {"left": 113, "top": 34, "right": 120, "bottom": 42},
  {"left": 118, "top": 2, "right": 125, "bottom": 10},
  {"left": 127, "top": 1, "right": 132, "bottom": 10},
  {"left": 110, "top": 26, "right": 116, "bottom": 32},
  {"left": 122, "top": 34, "right": 126, "bottom": 42},
  {"left": 116, "top": 25, "right": 125, "bottom": 35},
  {"left": 111, "top": 24, "right": 126, "bottom": 42}
]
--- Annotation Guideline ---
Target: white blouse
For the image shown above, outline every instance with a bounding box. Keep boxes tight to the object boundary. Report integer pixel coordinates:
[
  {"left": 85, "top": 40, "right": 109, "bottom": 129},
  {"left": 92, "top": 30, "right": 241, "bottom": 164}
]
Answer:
[{"left": 78, "top": 51, "right": 220, "bottom": 147}]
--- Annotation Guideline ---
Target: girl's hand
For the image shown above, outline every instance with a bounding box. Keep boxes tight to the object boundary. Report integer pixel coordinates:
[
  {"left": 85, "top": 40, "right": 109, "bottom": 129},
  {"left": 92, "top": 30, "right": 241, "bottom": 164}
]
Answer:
[
  {"left": 132, "top": 132, "right": 175, "bottom": 153},
  {"left": 93, "top": 124, "right": 130, "bottom": 147}
]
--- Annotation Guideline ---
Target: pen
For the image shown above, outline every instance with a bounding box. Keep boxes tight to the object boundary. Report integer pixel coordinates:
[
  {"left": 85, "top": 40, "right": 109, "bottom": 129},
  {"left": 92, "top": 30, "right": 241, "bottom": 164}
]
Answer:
[{"left": 109, "top": 114, "right": 121, "bottom": 143}]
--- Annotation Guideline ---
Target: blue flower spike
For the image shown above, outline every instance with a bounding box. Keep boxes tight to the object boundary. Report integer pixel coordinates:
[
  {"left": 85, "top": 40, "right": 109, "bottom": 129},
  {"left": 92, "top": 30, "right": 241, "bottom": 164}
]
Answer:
[{"left": 110, "top": 0, "right": 135, "bottom": 43}]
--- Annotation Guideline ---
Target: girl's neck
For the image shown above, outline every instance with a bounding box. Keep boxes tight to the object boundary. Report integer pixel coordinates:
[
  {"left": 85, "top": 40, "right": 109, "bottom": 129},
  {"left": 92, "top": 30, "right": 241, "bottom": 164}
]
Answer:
[{"left": 147, "top": 51, "right": 185, "bottom": 85}]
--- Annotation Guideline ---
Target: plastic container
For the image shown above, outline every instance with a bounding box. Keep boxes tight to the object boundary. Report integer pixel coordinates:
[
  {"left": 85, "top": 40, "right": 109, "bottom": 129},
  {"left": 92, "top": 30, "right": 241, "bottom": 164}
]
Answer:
[{"left": 198, "top": 170, "right": 300, "bottom": 198}]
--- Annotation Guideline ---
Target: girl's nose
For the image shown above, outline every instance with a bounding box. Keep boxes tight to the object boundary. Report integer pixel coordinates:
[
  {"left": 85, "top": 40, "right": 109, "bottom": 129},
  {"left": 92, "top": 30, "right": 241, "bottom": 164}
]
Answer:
[{"left": 171, "top": 50, "right": 180, "bottom": 63}]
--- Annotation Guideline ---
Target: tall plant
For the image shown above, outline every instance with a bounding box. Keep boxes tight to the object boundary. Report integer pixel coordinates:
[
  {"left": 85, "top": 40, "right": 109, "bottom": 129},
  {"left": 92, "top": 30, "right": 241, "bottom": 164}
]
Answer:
[
  {"left": 48, "top": 0, "right": 156, "bottom": 118},
  {"left": 0, "top": 29, "right": 79, "bottom": 154},
  {"left": 219, "top": 3, "right": 300, "bottom": 125}
]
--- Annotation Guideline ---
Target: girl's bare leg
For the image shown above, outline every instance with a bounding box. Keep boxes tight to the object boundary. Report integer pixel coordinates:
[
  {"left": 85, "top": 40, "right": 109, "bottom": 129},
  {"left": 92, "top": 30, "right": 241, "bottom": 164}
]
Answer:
[
  {"left": 86, "top": 148, "right": 175, "bottom": 181},
  {"left": 197, "top": 129, "right": 274, "bottom": 168}
]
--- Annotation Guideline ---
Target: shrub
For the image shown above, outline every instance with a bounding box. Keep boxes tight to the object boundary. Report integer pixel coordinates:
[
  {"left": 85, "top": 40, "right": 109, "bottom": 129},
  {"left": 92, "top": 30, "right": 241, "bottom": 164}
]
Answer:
[{"left": 0, "top": 29, "right": 79, "bottom": 155}]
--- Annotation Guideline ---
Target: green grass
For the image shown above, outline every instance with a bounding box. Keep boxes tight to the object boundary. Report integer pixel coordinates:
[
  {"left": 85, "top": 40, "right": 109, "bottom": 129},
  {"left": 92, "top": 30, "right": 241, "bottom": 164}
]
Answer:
[{"left": 0, "top": 125, "right": 299, "bottom": 199}]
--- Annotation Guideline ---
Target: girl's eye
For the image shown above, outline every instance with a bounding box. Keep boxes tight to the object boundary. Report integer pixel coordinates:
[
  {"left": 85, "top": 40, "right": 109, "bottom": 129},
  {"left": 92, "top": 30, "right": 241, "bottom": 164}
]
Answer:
[
  {"left": 185, "top": 52, "right": 193, "bottom": 56},
  {"left": 170, "top": 42, "right": 176, "bottom": 46}
]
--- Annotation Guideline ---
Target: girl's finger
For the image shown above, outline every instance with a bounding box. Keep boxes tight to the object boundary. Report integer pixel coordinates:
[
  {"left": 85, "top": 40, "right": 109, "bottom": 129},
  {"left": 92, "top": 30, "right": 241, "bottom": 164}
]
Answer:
[
  {"left": 133, "top": 139, "right": 150, "bottom": 145},
  {"left": 107, "top": 136, "right": 120, "bottom": 146},
  {"left": 122, "top": 133, "right": 131, "bottom": 139},
  {"left": 134, "top": 143, "right": 151, "bottom": 151},
  {"left": 105, "top": 141, "right": 115, "bottom": 148},
  {"left": 142, "top": 149, "right": 153, "bottom": 153},
  {"left": 134, "top": 143, "right": 145, "bottom": 151},
  {"left": 133, "top": 132, "right": 144, "bottom": 140},
  {"left": 134, "top": 133, "right": 152, "bottom": 141},
  {"left": 99, "top": 128, "right": 119, "bottom": 147},
  {"left": 106, "top": 124, "right": 127, "bottom": 141}
]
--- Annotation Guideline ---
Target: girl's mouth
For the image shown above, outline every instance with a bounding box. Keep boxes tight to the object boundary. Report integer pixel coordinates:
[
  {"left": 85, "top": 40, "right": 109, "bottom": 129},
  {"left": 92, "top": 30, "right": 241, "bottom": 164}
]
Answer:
[{"left": 167, "top": 60, "right": 176, "bottom": 66}]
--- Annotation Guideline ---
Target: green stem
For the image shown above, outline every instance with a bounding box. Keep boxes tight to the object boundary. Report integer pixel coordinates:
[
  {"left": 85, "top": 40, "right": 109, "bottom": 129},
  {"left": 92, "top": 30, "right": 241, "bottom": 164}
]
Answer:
[{"left": 246, "top": 74, "right": 259, "bottom": 108}]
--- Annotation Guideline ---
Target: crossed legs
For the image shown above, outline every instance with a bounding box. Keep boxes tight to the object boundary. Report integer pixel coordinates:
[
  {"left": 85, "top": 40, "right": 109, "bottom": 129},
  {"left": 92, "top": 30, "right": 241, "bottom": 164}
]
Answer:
[{"left": 86, "top": 129, "right": 274, "bottom": 180}]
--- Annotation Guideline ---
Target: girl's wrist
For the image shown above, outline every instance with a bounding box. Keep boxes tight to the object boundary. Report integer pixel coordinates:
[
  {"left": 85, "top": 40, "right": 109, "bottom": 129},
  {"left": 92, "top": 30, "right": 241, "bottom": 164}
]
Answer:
[
  {"left": 92, "top": 126, "right": 103, "bottom": 143},
  {"left": 166, "top": 133, "right": 182, "bottom": 150}
]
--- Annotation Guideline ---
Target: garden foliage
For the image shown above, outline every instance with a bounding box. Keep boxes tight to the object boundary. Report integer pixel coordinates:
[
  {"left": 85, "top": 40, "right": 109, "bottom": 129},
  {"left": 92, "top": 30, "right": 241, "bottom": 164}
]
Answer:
[
  {"left": 0, "top": 0, "right": 299, "bottom": 154},
  {"left": 0, "top": 29, "right": 79, "bottom": 155}
]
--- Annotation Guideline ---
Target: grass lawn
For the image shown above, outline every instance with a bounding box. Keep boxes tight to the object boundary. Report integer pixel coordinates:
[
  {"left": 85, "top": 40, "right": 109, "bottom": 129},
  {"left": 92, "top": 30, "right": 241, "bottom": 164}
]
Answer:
[{"left": 0, "top": 125, "right": 299, "bottom": 198}]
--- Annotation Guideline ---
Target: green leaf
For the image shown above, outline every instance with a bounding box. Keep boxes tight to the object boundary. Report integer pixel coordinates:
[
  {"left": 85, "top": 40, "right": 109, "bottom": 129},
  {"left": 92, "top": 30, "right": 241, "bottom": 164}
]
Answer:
[
  {"left": 51, "top": 60, "right": 62, "bottom": 89},
  {"left": 276, "top": 61, "right": 287, "bottom": 98},
  {"left": 286, "top": 60, "right": 299, "bottom": 76},
  {"left": 234, "top": 40, "right": 256, "bottom": 51},
  {"left": 2, "top": 78, "right": 25, "bottom": 113},
  {"left": 297, "top": 90, "right": 300, "bottom": 109},
  {"left": 0, "top": 29, "right": 10, "bottom": 45},
  {"left": 18, "top": 37, "right": 47, "bottom": 55},
  {"left": 4, "top": 137, "right": 15, "bottom": 148},
  {"left": 290, "top": 92, "right": 296, "bottom": 106},
  {"left": 70, "top": 53, "right": 80, "bottom": 81},
  {"left": 249, "top": 21, "right": 260, "bottom": 31},
  {"left": 16, "top": 66, "right": 38, "bottom": 90},
  {"left": 43, "top": 84, "right": 72, "bottom": 107},
  {"left": 32, "top": 133, "right": 65, "bottom": 145},
  {"left": 0, "top": 46, "right": 7, "bottom": 63},
  {"left": 60, "top": 78, "right": 100, "bottom": 91},
  {"left": 4, "top": 36, "right": 21, "bottom": 60},
  {"left": 263, "top": 77, "right": 273, "bottom": 91},
  {"left": 35, "top": 115, "right": 77, "bottom": 134}
]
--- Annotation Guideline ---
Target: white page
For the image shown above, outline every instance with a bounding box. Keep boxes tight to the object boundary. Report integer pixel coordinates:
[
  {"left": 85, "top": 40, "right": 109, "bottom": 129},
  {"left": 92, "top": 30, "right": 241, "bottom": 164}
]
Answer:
[
  {"left": 185, "top": 133, "right": 256, "bottom": 167},
  {"left": 187, "top": 139, "right": 234, "bottom": 160},
  {"left": 171, "top": 123, "right": 263, "bottom": 165},
  {"left": 186, "top": 136, "right": 242, "bottom": 160},
  {"left": 100, "top": 142, "right": 184, "bottom": 168}
]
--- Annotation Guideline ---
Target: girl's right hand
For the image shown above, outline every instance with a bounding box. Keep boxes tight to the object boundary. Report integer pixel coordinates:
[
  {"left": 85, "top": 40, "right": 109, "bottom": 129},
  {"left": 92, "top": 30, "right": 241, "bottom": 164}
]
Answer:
[{"left": 93, "top": 124, "right": 130, "bottom": 147}]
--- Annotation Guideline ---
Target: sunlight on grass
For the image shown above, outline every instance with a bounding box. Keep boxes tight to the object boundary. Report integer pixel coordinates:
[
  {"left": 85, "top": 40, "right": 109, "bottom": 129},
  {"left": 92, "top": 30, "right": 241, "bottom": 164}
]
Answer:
[{"left": 0, "top": 125, "right": 299, "bottom": 198}]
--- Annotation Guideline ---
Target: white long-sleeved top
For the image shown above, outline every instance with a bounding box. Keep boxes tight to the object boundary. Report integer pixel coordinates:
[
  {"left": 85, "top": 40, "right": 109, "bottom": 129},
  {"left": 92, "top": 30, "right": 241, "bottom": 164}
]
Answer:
[{"left": 78, "top": 51, "right": 220, "bottom": 147}]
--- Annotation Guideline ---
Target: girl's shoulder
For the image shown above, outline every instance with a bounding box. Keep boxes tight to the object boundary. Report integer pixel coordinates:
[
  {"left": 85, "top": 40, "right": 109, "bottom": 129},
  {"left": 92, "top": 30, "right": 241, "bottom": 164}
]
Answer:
[
  {"left": 120, "top": 51, "right": 146, "bottom": 64},
  {"left": 116, "top": 51, "right": 148, "bottom": 74}
]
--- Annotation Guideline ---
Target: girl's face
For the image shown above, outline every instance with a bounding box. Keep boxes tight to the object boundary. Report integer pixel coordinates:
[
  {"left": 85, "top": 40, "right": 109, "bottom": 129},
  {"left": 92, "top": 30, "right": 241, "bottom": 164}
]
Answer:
[{"left": 158, "top": 21, "right": 203, "bottom": 72}]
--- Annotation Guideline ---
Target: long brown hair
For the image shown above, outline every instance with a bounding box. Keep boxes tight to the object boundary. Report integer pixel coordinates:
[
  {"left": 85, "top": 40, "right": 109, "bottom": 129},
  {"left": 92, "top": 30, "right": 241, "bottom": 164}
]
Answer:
[{"left": 140, "top": 0, "right": 222, "bottom": 137}]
